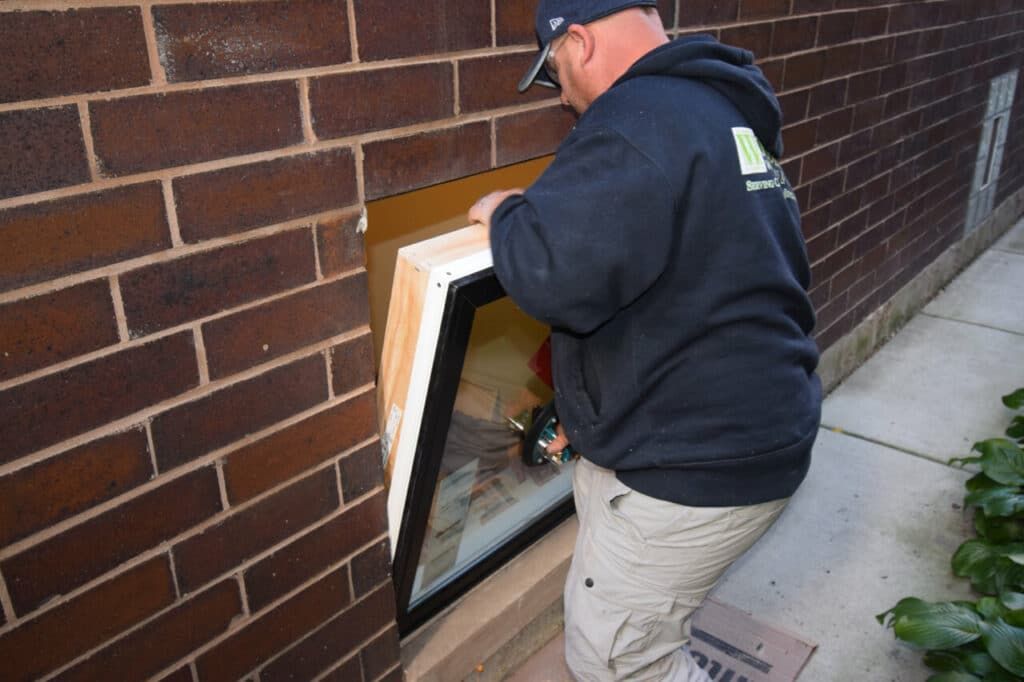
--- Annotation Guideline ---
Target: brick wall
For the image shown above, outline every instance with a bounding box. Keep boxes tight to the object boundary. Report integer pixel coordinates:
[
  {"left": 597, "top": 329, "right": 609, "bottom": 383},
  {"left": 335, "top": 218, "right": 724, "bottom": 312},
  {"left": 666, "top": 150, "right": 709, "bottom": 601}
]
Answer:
[{"left": 0, "top": 1, "right": 1022, "bottom": 680}]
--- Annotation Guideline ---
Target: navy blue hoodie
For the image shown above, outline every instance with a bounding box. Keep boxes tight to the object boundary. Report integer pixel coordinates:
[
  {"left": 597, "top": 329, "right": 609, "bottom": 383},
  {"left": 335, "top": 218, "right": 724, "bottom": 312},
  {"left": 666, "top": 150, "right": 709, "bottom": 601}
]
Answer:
[{"left": 490, "top": 35, "right": 822, "bottom": 506}]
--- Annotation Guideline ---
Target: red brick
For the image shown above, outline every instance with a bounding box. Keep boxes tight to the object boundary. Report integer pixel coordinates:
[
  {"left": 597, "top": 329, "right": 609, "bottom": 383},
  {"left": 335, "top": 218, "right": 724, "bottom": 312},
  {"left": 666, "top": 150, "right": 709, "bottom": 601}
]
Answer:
[
  {"left": 260, "top": 584, "right": 395, "bottom": 682},
  {"left": 495, "top": 106, "right": 576, "bottom": 167},
  {"left": 223, "top": 392, "right": 377, "bottom": 504},
  {"left": 740, "top": 0, "right": 789, "bottom": 21},
  {"left": 792, "top": 0, "right": 832, "bottom": 12},
  {"left": 196, "top": 565, "right": 352, "bottom": 682},
  {"left": 2, "top": 467, "right": 220, "bottom": 615},
  {"left": 771, "top": 17, "right": 817, "bottom": 56},
  {"left": 0, "top": 280, "right": 118, "bottom": 383},
  {"left": 173, "top": 149, "right": 357, "bottom": 243},
  {"left": 497, "top": 0, "right": 535, "bottom": 45},
  {"left": 351, "top": 539, "right": 391, "bottom": 599},
  {"left": 339, "top": 442, "right": 384, "bottom": 503},
  {"left": 205, "top": 275, "right": 367, "bottom": 379},
  {"left": 0, "top": 8, "right": 150, "bottom": 103},
  {"left": 0, "top": 556, "right": 175, "bottom": 681},
  {"left": 854, "top": 8, "right": 889, "bottom": 38},
  {"left": 0, "top": 332, "right": 198, "bottom": 466},
  {"left": 377, "top": 667, "right": 403, "bottom": 682},
  {"left": 0, "top": 182, "right": 171, "bottom": 293},
  {"left": 816, "top": 107, "right": 854, "bottom": 145},
  {"left": 353, "top": 0, "right": 490, "bottom": 61},
  {"left": 721, "top": 23, "right": 774, "bottom": 58},
  {"left": 783, "top": 50, "right": 826, "bottom": 89},
  {"left": 817, "top": 11, "right": 856, "bottom": 46},
  {"left": 244, "top": 491, "right": 386, "bottom": 610},
  {"left": 778, "top": 90, "right": 809, "bottom": 123},
  {"left": 0, "top": 428, "right": 151, "bottom": 548},
  {"left": 153, "top": 0, "right": 350, "bottom": 82},
  {"left": 120, "top": 229, "right": 317, "bottom": 337},
  {"left": 860, "top": 37, "right": 894, "bottom": 70},
  {"left": 364, "top": 122, "right": 491, "bottom": 200},
  {"left": 174, "top": 468, "right": 340, "bottom": 593},
  {"left": 90, "top": 82, "right": 302, "bottom": 175},
  {"left": 310, "top": 63, "right": 454, "bottom": 139},
  {"left": 800, "top": 143, "right": 839, "bottom": 184},
  {"left": 658, "top": 0, "right": 676, "bottom": 27},
  {"left": 0, "top": 107, "right": 89, "bottom": 200},
  {"left": 361, "top": 626, "right": 401, "bottom": 682},
  {"left": 680, "top": 0, "right": 739, "bottom": 26},
  {"left": 317, "top": 210, "right": 366, "bottom": 277},
  {"left": 157, "top": 667, "right": 194, "bottom": 682},
  {"left": 331, "top": 334, "right": 376, "bottom": 397},
  {"left": 808, "top": 79, "right": 848, "bottom": 116},
  {"left": 782, "top": 119, "right": 817, "bottom": 156},
  {"left": 55, "top": 579, "right": 242, "bottom": 682},
  {"left": 823, "top": 43, "right": 862, "bottom": 79},
  {"left": 320, "top": 656, "right": 363, "bottom": 682},
  {"left": 151, "top": 354, "right": 328, "bottom": 471},
  {"left": 459, "top": 53, "right": 555, "bottom": 113}
]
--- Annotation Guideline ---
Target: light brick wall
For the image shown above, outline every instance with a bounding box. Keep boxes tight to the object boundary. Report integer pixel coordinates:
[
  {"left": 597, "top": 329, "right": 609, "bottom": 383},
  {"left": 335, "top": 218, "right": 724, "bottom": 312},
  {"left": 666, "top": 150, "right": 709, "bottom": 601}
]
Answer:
[{"left": 0, "top": 1, "right": 1022, "bottom": 680}]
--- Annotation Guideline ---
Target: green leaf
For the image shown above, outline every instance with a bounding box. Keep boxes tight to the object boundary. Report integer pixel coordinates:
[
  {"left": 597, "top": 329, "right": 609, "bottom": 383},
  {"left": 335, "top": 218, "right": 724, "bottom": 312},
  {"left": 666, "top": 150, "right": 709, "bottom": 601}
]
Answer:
[
  {"left": 972, "top": 440, "right": 1024, "bottom": 486},
  {"left": 1003, "top": 389, "right": 1024, "bottom": 410},
  {"left": 880, "top": 598, "right": 984, "bottom": 648},
  {"left": 967, "top": 487, "right": 1024, "bottom": 518},
  {"left": 1007, "top": 417, "right": 1024, "bottom": 441},
  {"left": 1000, "top": 592, "right": 1024, "bottom": 611},
  {"left": 969, "top": 473, "right": 1005, "bottom": 492},
  {"left": 978, "top": 597, "right": 1008, "bottom": 620},
  {"left": 981, "top": 618, "right": 1024, "bottom": 675},
  {"left": 925, "top": 650, "right": 970, "bottom": 672},
  {"left": 976, "top": 513, "right": 1024, "bottom": 544},
  {"left": 953, "top": 541, "right": 1024, "bottom": 594},
  {"left": 927, "top": 673, "right": 981, "bottom": 681}
]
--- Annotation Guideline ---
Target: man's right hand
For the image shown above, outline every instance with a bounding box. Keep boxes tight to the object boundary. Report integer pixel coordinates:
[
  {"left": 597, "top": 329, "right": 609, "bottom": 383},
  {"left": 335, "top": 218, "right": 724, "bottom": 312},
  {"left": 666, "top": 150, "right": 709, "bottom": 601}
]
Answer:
[{"left": 546, "top": 422, "right": 571, "bottom": 455}]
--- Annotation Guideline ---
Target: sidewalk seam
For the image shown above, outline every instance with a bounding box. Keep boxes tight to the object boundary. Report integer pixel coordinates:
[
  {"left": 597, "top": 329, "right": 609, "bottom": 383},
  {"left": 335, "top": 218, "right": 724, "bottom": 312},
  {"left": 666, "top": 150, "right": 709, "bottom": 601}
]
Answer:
[
  {"left": 918, "top": 312, "right": 1024, "bottom": 338},
  {"left": 818, "top": 425, "right": 963, "bottom": 469}
]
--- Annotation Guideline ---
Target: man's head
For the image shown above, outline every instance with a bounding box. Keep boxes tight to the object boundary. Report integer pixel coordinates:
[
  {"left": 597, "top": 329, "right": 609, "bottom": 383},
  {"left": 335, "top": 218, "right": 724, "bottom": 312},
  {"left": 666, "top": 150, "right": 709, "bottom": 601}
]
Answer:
[{"left": 519, "top": 0, "right": 669, "bottom": 113}]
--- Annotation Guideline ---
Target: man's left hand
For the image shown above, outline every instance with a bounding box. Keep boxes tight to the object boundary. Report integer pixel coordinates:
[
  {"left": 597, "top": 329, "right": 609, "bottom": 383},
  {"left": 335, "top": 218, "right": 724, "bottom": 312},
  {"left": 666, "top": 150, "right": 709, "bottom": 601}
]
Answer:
[{"left": 468, "top": 189, "right": 524, "bottom": 229}]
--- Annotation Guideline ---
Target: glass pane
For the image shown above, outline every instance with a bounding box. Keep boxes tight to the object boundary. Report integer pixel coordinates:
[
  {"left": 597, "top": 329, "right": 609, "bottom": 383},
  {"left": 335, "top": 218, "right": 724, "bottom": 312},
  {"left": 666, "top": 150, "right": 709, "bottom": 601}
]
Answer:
[{"left": 409, "top": 297, "right": 574, "bottom": 606}]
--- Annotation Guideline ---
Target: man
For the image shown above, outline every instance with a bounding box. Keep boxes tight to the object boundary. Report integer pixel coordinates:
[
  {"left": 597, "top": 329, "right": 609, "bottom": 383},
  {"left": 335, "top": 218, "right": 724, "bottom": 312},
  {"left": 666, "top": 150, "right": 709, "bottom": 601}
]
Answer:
[{"left": 468, "top": 1, "right": 821, "bottom": 679}]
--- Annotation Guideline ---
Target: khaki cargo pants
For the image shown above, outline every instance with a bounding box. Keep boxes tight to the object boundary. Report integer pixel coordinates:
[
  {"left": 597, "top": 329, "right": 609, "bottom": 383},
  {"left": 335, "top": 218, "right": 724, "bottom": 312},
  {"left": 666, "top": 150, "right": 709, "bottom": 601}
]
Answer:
[{"left": 564, "top": 458, "right": 788, "bottom": 681}]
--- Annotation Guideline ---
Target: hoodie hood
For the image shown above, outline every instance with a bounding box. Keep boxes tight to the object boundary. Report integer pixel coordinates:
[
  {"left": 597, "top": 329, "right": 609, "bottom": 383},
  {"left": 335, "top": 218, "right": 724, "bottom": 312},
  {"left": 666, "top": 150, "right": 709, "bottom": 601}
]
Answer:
[{"left": 618, "top": 35, "right": 784, "bottom": 157}]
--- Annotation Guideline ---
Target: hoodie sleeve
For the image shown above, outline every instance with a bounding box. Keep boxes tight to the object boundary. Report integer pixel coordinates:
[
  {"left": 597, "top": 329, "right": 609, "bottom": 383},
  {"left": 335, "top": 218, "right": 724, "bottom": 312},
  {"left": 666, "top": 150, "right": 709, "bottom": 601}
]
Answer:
[{"left": 489, "top": 126, "right": 677, "bottom": 335}]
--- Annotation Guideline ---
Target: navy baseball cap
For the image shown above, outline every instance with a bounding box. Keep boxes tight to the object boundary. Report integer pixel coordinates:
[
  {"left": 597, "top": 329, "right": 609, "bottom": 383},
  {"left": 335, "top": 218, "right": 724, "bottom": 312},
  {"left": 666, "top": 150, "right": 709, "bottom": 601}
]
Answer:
[{"left": 517, "top": 0, "right": 659, "bottom": 92}]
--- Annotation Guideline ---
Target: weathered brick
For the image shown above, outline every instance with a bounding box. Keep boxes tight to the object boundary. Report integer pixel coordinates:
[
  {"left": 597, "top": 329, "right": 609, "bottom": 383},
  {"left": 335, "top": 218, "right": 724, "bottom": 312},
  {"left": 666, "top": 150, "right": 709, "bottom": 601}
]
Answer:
[
  {"left": 497, "top": 0, "right": 535, "bottom": 45},
  {"left": 808, "top": 79, "right": 848, "bottom": 116},
  {"left": 361, "top": 626, "right": 401, "bottom": 682},
  {"left": 353, "top": 0, "right": 490, "bottom": 61},
  {"left": 817, "top": 11, "right": 856, "bottom": 46},
  {"left": 0, "top": 428, "right": 151, "bottom": 548},
  {"left": 320, "top": 656, "right": 363, "bottom": 682},
  {"left": 339, "top": 442, "right": 384, "bottom": 503},
  {"left": 120, "top": 229, "right": 317, "bottom": 337},
  {"left": 224, "top": 392, "right": 377, "bottom": 504},
  {"left": 157, "top": 666, "right": 194, "bottom": 682},
  {"left": 196, "top": 565, "right": 352, "bottom": 682},
  {"left": 2, "top": 467, "right": 220, "bottom": 615},
  {"left": 55, "top": 579, "right": 242, "bottom": 682},
  {"left": 459, "top": 53, "right": 554, "bottom": 113},
  {"left": 153, "top": 0, "right": 350, "bottom": 82},
  {"left": 782, "top": 119, "right": 818, "bottom": 156},
  {"left": 0, "top": 8, "right": 150, "bottom": 103},
  {"left": 317, "top": 210, "right": 366, "bottom": 277},
  {"left": 783, "top": 50, "right": 826, "bottom": 89},
  {"left": 204, "top": 275, "right": 368, "bottom": 379},
  {"left": 0, "top": 280, "right": 119, "bottom": 383},
  {"left": 0, "top": 107, "right": 89, "bottom": 201},
  {"left": 151, "top": 354, "right": 328, "bottom": 471},
  {"left": 853, "top": 7, "right": 889, "bottom": 39},
  {"left": 0, "top": 182, "right": 171, "bottom": 293},
  {"left": 310, "top": 63, "right": 454, "bottom": 139},
  {"left": 679, "top": 0, "right": 739, "bottom": 26},
  {"left": 771, "top": 17, "right": 818, "bottom": 56},
  {"left": 495, "top": 106, "right": 575, "bottom": 167},
  {"left": 0, "top": 332, "right": 198, "bottom": 466},
  {"left": 364, "top": 122, "right": 491, "bottom": 199},
  {"left": 90, "top": 82, "right": 303, "bottom": 175},
  {"left": 331, "top": 333, "right": 376, "bottom": 398},
  {"left": 350, "top": 539, "right": 391, "bottom": 599},
  {"left": 174, "top": 149, "right": 357, "bottom": 243},
  {"left": 174, "top": 468, "right": 340, "bottom": 592},
  {"left": 0, "top": 556, "right": 175, "bottom": 681},
  {"left": 260, "top": 584, "right": 396, "bottom": 682},
  {"left": 244, "top": 491, "right": 386, "bottom": 611},
  {"left": 740, "top": 0, "right": 789, "bottom": 21}
]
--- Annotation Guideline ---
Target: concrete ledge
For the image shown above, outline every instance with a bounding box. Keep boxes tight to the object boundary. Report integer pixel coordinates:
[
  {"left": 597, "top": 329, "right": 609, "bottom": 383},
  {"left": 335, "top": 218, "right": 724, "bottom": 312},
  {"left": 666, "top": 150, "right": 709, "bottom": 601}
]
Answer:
[
  {"left": 818, "top": 188, "right": 1024, "bottom": 393},
  {"left": 401, "top": 517, "right": 577, "bottom": 682}
]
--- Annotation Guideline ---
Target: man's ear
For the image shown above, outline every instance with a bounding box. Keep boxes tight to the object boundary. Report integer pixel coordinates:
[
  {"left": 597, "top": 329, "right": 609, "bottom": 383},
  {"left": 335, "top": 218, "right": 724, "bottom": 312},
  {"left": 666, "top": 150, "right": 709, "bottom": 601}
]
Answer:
[{"left": 566, "top": 24, "right": 595, "bottom": 66}]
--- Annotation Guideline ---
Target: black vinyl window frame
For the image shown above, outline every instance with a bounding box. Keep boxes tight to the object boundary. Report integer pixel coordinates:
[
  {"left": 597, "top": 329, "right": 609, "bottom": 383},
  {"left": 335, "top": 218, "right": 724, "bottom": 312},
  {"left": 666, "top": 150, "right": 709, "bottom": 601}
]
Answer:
[{"left": 392, "top": 268, "right": 575, "bottom": 636}]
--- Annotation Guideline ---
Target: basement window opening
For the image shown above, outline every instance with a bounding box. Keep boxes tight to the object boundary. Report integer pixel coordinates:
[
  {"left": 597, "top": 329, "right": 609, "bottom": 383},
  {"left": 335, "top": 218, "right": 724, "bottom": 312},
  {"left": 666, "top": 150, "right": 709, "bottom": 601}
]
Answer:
[{"left": 364, "top": 157, "right": 576, "bottom": 635}]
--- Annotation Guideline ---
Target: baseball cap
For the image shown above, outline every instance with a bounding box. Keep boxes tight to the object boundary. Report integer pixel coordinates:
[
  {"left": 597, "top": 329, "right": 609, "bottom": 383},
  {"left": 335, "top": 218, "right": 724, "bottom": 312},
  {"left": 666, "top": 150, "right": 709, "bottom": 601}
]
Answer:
[{"left": 517, "top": 0, "right": 659, "bottom": 92}]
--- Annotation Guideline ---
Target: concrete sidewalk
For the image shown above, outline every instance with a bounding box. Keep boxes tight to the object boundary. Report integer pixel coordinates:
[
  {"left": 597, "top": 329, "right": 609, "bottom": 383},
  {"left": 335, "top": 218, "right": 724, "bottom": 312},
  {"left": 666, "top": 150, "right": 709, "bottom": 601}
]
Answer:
[{"left": 506, "top": 218, "right": 1024, "bottom": 681}]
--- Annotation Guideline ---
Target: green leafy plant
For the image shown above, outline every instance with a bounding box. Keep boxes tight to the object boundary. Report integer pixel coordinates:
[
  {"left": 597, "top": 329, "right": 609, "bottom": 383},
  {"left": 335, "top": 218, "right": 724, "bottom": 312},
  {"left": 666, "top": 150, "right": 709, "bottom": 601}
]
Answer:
[{"left": 878, "top": 388, "right": 1024, "bottom": 681}]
